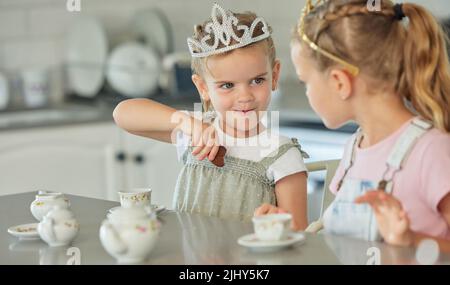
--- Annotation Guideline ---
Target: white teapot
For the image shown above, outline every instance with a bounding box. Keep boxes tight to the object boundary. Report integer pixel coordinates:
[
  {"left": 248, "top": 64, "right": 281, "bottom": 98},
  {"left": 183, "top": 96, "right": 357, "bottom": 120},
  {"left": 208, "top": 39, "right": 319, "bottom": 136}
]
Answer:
[
  {"left": 99, "top": 206, "right": 160, "bottom": 264},
  {"left": 37, "top": 206, "right": 79, "bottom": 247},
  {"left": 30, "top": 192, "right": 70, "bottom": 221}
]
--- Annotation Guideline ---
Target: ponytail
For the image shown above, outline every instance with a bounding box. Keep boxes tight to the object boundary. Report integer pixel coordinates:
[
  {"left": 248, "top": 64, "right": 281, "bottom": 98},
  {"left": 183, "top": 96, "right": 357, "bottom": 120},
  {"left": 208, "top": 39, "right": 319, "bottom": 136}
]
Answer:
[{"left": 398, "top": 3, "right": 450, "bottom": 132}]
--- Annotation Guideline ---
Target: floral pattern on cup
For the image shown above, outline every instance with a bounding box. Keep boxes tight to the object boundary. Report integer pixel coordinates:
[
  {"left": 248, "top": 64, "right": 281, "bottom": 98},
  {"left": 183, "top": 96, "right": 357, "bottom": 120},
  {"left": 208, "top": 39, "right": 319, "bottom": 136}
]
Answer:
[{"left": 118, "top": 189, "right": 151, "bottom": 208}]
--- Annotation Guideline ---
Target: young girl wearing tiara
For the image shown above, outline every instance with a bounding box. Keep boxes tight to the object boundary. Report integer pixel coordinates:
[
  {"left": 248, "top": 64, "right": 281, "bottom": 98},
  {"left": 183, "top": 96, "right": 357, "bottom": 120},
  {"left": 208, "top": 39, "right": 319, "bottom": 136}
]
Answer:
[{"left": 113, "top": 4, "right": 309, "bottom": 230}]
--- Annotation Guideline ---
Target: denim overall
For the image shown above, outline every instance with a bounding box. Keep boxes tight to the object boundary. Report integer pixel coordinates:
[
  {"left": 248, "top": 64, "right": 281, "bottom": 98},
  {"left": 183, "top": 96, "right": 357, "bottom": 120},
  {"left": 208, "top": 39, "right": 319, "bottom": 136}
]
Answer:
[{"left": 323, "top": 118, "right": 432, "bottom": 241}]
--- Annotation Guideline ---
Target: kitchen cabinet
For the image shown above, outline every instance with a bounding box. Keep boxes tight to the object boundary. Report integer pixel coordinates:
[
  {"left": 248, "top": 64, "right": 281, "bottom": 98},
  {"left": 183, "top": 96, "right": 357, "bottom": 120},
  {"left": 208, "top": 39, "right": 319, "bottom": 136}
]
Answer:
[
  {"left": 0, "top": 122, "right": 182, "bottom": 208},
  {"left": 0, "top": 123, "right": 122, "bottom": 201}
]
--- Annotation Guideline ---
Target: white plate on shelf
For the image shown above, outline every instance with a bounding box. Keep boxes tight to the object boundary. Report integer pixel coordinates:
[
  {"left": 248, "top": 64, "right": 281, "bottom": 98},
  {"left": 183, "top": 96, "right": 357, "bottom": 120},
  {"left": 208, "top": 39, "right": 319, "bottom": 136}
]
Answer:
[
  {"left": 132, "top": 8, "right": 173, "bottom": 57},
  {"left": 65, "top": 16, "right": 108, "bottom": 98},
  {"left": 7, "top": 223, "right": 40, "bottom": 240},
  {"left": 106, "top": 42, "right": 160, "bottom": 98},
  {"left": 237, "top": 232, "right": 305, "bottom": 252},
  {"left": 108, "top": 204, "right": 166, "bottom": 215}
]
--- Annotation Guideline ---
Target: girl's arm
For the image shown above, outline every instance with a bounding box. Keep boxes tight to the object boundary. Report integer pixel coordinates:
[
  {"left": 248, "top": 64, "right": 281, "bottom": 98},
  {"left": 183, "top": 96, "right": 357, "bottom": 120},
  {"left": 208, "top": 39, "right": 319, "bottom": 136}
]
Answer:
[
  {"left": 113, "top": 98, "right": 221, "bottom": 161},
  {"left": 254, "top": 172, "right": 309, "bottom": 231},
  {"left": 275, "top": 172, "right": 308, "bottom": 231},
  {"left": 113, "top": 98, "right": 191, "bottom": 143},
  {"left": 356, "top": 191, "right": 450, "bottom": 252}
]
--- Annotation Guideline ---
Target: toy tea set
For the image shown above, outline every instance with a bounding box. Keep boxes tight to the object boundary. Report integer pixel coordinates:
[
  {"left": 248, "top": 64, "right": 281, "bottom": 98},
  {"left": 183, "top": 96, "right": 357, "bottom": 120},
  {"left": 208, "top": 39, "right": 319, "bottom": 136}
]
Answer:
[
  {"left": 8, "top": 188, "right": 162, "bottom": 263},
  {"left": 7, "top": 191, "right": 79, "bottom": 247}
]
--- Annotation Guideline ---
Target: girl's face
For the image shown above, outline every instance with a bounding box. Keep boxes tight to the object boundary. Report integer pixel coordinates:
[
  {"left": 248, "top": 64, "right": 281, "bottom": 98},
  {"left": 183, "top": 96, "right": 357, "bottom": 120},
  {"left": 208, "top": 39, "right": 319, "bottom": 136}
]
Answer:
[
  {"left": 290, "top": 42, "right": 352, "bottom": 129},
  {"left": 193, "top": 42, "right": 280, "bottom": 137}
]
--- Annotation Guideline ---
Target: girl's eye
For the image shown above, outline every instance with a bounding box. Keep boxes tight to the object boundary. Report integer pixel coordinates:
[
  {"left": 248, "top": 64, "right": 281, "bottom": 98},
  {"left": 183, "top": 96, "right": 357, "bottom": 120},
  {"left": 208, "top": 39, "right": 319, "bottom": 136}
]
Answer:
[
  {"left": 219, "top": 83, "right": 234, "bottom": 89},
  {"left": 252, "top": 78, "right": 266, "bottom": 85}
]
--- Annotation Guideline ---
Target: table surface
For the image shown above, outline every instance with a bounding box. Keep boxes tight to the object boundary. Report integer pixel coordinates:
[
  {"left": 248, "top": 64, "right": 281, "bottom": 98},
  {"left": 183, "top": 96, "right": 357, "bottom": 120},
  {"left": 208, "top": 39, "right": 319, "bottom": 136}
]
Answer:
[{"left": 1, "top": 192, "right": 449, "bottom": 265}]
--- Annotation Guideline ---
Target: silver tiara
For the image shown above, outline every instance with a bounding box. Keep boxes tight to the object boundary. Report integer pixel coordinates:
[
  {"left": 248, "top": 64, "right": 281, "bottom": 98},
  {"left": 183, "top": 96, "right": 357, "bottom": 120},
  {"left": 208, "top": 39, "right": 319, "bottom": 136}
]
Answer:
[{"left": 187, "top": 3, "right": 271, "bottom": 58}]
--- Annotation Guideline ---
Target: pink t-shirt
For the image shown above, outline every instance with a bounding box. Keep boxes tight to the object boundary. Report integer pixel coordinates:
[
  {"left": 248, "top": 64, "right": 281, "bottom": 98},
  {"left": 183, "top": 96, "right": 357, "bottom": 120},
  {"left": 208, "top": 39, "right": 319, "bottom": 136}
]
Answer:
[{"left": 329, "top": 118, "right": 450, "bottom": 239}]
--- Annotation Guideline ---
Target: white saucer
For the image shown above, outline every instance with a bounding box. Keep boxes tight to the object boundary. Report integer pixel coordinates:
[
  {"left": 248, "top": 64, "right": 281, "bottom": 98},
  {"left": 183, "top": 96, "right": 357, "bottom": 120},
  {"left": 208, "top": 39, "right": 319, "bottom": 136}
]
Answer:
[
  {"left": 108, "top": 204, "right": 166, "bottom": 214},
  {"left": 7, "top": 223, "right": 40, "bottom": 240},
  {"left": 237, "top": 232, "right": 305, "bottom": 252}
]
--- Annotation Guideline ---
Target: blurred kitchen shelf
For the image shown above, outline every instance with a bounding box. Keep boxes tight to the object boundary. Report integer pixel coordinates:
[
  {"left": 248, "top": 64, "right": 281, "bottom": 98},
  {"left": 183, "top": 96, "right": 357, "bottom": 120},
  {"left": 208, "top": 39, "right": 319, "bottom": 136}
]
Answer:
[
  {"left": 0, "top": 100, "right": 113, "bottom": 131},
  {"left": 95, "top": 90, "right": 200, "bottom": 111}
]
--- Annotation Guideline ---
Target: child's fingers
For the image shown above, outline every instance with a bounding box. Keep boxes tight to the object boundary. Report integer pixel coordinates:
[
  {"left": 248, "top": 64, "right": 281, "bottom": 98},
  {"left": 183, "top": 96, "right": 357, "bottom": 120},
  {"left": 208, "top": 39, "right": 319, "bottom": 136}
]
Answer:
[
  {"left": 267, "top": 207, "right": 279, "bottom": 214},
  {"left": 193, "top": 124, "right": 212, "bottom": 147},
  {"left": 192, "top": 145, "right": 203, "bottom": 155},
  {"left": 385, "top": 194, "right": 403, "bottom": 210},
  {"left": 254, "top": 204, "right": 272, "bottom": 216},
  {"left": 196, "top": 145, "right": 213, "bottom": 161},
  {"left": 254, "top": 204, "right": 287, "bottom": 217},
  {"left": 356, "top": 191, "right": 386, "bottom": 214},
  {"left": 208, "top": 145, "right": 220, "bottom": 161},
  {"left": 205, "top": 133, "right": 216, "bottom": 147},
  {"left": 355, "top": 191, "right": 380, "bottom": 204},
  {"left": 202, "top": 125, "right": 215, "bottom": 143},
  {"left": 192, "top": 125, "right": 215, "bottom": 154},
  {"left": 376, "top": 192, "right": 403, "bottom": 217}
]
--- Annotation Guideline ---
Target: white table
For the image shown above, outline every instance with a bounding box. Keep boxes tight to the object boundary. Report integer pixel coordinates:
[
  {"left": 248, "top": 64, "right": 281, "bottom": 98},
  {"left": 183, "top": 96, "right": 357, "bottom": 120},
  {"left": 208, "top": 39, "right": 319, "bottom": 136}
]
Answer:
[{"left": 1, "top": 192, "right": 449, "bottom": 265}]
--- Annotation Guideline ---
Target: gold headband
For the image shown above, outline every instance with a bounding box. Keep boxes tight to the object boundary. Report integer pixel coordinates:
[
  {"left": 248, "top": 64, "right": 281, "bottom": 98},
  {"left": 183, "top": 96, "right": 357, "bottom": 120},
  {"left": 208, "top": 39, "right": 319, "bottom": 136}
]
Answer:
[{"left": 298, "top": 0, "right": 360, "bottom": 76}]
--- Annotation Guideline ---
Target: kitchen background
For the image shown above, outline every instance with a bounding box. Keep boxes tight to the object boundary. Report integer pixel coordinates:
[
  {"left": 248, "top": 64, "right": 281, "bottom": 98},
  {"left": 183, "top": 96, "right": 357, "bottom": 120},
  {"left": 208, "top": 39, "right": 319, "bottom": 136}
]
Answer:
[{"left": 0, "top": 0, "right": 449, "bottom": 223}]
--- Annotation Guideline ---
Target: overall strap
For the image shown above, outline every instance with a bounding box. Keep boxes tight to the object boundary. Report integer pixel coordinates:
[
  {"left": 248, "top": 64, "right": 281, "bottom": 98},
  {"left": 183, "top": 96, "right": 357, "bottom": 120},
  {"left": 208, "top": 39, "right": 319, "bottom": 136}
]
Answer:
[
  {"left": 379, "top": 117, "right": 433, "bottom": 193},
  {"left": 386, "top": 117, "right": 433, "bottom": 170},
  {"left": 259, "top": 138, "right": 309, "bottom": 169}
]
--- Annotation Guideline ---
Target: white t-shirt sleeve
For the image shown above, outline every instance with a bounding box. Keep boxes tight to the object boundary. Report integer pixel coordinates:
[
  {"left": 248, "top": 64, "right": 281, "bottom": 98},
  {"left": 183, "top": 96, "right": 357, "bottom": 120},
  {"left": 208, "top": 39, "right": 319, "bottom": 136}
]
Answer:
[{"left": 266, "top": 147, "right": 308, "bottom": 183}]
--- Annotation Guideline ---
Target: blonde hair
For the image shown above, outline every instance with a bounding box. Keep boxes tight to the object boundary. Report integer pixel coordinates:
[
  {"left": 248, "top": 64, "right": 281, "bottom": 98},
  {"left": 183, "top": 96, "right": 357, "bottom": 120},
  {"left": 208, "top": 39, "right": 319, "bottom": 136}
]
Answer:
[{"left": 293, "top": 0, "right": 450, "bottom": 132}]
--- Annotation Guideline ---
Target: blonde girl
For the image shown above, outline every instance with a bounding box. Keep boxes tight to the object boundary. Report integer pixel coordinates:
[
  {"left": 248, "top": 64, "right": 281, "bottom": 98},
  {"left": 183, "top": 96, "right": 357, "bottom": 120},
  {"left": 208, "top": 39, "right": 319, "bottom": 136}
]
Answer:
[
  {"left": 263, "top": 0, "right": 450, "bottom": 251},
  {"left": 114, "top": 4, "right": 309, "bottom": 229}
]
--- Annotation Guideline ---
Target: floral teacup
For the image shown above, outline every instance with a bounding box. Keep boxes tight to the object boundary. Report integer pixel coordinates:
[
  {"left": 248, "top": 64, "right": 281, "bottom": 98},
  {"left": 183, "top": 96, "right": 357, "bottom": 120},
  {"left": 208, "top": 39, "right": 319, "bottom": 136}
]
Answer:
[{"left": 118, "top": 188, "right": 152, "bottom": 208}]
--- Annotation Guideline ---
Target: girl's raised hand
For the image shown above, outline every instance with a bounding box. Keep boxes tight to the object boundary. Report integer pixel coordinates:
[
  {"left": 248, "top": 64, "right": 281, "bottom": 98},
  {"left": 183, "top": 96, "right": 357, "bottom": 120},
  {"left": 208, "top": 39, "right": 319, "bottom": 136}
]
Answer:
[
  {"left": 190, "top": 120, "right": 221, "bottom": 162},
  {"left": 355, "top": 190, "right": 413, "bottom": 247}
]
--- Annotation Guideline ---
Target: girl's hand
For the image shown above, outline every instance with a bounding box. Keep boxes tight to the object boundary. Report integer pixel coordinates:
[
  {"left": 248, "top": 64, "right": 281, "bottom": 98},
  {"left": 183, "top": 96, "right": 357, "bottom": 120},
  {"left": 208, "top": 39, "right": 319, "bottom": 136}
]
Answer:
[
  {"left": 254, "top": 203, "right": 288, "bottom": 216},
  {"left": 190, "top": 119, "right": 221, "bottom": 162},
  {"left": 355, "top": 190, "right": 414, "bottom": 247}
]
